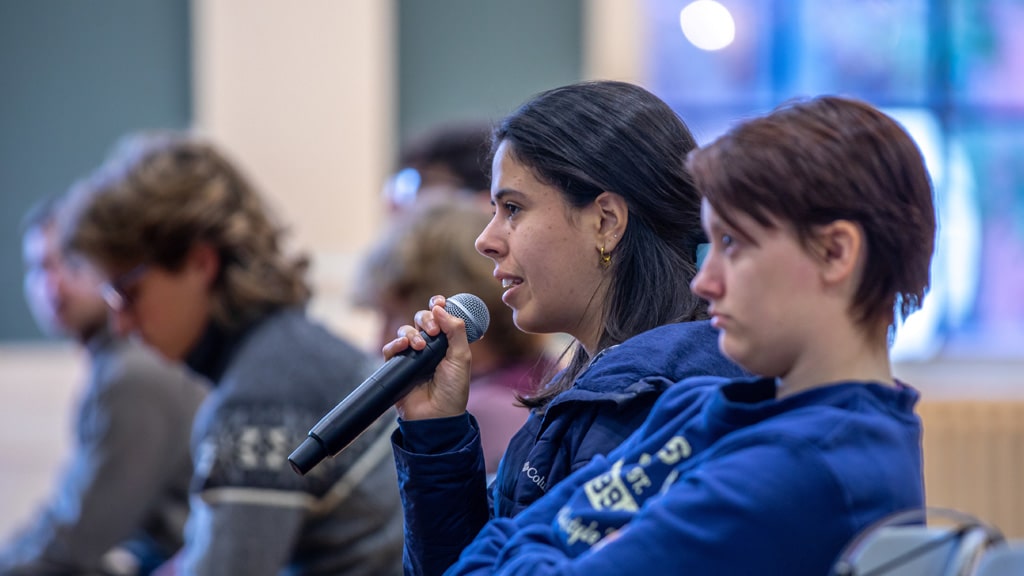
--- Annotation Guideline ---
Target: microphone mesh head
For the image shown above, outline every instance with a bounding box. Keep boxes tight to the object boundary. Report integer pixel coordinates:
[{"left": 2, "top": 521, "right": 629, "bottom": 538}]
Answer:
[{"left": 445, "top": 293, "right": 490, "bottom": 343}]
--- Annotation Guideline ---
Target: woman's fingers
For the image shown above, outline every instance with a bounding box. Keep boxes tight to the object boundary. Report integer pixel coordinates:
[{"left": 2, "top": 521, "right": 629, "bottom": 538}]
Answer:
[
  {"left": 382, "top": 322, "right": 424, "bottom": 359},
  {"left": 428, "top": 294, "right": 447, "bottom": 310},
  {"left": 413, "top": 309, "right": 439, "bottom": 338},
  {"left": 432, "top": 304, "right": 470, "bottom": 355},
  {"left": 392, "top": 296, "right": 474, "bottom": 420}
]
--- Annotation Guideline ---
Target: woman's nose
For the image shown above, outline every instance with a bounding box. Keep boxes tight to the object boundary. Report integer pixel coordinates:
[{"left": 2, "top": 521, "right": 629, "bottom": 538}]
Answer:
[
  {"left": 475, "top": 215, "right": 506, "bottom": 260},
  {"left": 690, "top": 255, "right": 721, "bottom": 301}
]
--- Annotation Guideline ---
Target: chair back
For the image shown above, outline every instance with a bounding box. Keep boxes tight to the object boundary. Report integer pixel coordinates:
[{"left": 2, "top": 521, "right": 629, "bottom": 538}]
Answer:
[
  {"left": 831, "top": 508, "right": 1004, "bottom": 576},
  {"left": 975, "top": 544, "right": 1024, "bottom": 576}
]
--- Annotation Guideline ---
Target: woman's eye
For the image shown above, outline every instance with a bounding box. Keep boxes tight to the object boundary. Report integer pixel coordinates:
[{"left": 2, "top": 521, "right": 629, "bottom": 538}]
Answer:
[
  {"left": 720, "top": 233, "right": 734, "bottom": 247},
  {"left": 505, "top": 203, "right": 521, "bottom": 216}
]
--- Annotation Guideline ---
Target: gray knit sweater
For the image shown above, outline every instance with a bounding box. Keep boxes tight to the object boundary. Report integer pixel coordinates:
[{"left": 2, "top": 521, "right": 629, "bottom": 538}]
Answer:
[
  {"left": 180, "top": 309, "right": 403, "bottom": 576},
  {"left": 0, "top": 329, "right": 207, "bottom": 575}
]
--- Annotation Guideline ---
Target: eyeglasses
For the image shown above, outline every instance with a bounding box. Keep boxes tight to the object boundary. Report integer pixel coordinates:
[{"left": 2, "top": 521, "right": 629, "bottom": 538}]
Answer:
[
  {"left": 383, "top": 167, "right": 423, "bottom": 208},
  {"left": 100, "top": 262, "right": 149, "bottom": 311}
]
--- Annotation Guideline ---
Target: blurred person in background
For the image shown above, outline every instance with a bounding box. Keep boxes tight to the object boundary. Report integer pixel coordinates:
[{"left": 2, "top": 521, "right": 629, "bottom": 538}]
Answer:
[
  {"left": 0, "top": 197, "right": 207, "bottom": 576},
  {"left": 383, "top": 122, "right": 492, "bottom": 214},
  {"left": 60, "top": 133, "right": 404, "bottom": 576},
  {"left": 354, "top": 201, "right": 554, "bottom": 477}
]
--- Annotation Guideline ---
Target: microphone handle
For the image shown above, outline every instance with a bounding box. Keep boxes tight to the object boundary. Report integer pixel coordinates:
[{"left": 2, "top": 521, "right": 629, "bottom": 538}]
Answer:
[{"left": 304, "top": 333, "right": 448, "bottom": 466}]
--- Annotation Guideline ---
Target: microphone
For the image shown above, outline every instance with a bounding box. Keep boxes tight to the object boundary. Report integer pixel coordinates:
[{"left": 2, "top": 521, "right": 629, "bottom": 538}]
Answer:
[{"left": 288, "top": 293, "right": 490, "bottom": 476}]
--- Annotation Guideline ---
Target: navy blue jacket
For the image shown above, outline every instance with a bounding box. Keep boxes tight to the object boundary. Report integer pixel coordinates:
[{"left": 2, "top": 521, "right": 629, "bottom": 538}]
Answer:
[
  {"left": 448, "top": 377, "right": 924, "bottom": 575},
  {"left": 392, "top": 320, "right": 746, "bottom": 576}
]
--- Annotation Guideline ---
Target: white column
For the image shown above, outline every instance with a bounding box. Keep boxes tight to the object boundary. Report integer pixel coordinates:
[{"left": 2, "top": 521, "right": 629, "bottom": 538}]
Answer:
[
  {"left": 583, "top": 0, "right": 647, "bottom": 83},
  {"left": 192, "top": 0, "right": 394, "bottom": 348}
]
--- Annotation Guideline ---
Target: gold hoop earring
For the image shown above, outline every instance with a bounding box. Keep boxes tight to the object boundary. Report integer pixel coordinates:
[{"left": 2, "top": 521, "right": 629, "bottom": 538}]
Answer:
[{"left": 598, "top": 245, "right": 612, "bottom": 269}]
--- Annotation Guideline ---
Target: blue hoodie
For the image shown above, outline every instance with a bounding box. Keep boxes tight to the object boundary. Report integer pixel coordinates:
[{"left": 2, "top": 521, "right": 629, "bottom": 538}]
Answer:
[
  {"left": 448, "top": 377, "right": 924, "bottom": 576},
  {"left": 392, "top": 320, "right": 746, "bottom": 576}
]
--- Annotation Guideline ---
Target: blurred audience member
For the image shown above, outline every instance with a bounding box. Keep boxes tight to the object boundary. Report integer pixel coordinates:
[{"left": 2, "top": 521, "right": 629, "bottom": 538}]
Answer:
[
  {"left": 383, "top": 122, "right": 492, "bottom": 213},
  {"left": 61, "top": 133, "right": 404, "bottom": 576},
  {"left": 355, "top": 201, "right": 551, "bottom": 476},
  {"left": 0, "top": 197, "right": 207, "bottom": 576}
]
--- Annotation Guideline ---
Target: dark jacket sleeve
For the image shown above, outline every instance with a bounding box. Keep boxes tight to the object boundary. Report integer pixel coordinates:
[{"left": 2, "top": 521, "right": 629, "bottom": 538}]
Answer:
[
  {"left": 392, "top": 414, "right": 491, "bottom": 576},
  {"left": 565, "top": 397, "right": 658, "bottom": 475}
]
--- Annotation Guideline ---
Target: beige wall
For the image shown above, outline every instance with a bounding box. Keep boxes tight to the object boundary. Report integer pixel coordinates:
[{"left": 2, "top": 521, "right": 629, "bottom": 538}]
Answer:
[
  {"left": 583, "top": 0, "right": 645, "bottom": 83},
  {"left": 193, "top": 0, "right": 395, "bottom": 351}
]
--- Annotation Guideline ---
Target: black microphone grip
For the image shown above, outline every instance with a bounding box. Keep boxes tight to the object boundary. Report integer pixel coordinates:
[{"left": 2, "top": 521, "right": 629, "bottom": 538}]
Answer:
[
  {"left": 288, "top": 293, "right": 489, "bottom": 476},
  {"left": 290, "top": 334, "right": 447, "bottom": 475}
]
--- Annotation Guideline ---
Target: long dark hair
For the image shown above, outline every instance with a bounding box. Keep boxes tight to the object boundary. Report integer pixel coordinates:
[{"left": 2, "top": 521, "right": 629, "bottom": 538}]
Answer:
[{"left": 495, "top": 80, "right": 707, "bottom": 407}]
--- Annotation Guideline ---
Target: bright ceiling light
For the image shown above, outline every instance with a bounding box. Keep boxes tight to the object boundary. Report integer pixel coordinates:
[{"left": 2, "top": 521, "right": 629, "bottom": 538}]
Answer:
[{"left": 679, "top": 0, "right": 736, "bottom": 51}]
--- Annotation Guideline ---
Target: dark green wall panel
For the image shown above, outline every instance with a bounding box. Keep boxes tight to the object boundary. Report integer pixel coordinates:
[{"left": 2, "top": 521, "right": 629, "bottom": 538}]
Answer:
[
  {"left": 0, "top": 0, "right": 191, "bottom": 340},
  {"left": 397, "top": 0, "right": 582, "bottom": 146}
]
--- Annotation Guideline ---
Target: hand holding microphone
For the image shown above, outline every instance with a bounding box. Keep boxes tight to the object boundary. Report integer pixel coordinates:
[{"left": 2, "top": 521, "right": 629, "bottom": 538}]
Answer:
[
  {"left": 386, "top": 294, "right": 478, "bottom": 422},
  {"left": 288, "top": 293, "right": 489, "bottom": 475}
]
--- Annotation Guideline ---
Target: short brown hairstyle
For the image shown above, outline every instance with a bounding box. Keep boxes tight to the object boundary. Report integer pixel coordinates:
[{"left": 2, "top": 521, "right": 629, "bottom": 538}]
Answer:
[
  {"left": 686, "top": 96, "right": 936, "bottom": 328},
  {"left": 61, "top": 131, "right": 310, "bottom": 328}
]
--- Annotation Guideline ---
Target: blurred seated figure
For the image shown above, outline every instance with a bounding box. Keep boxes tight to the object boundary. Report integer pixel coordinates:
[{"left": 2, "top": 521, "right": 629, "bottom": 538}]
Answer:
[
  {"left": 383, "top": 122, "right": 492, "bottom": 214},
  {"left": 355, "top": 201, "right": 552, "bottom": 475},
  {"left": 0, "top": 197, "right": 207, "bottom": 576},
  {"left": 60, "top": 132, "right": 404, "bottom": 576}
]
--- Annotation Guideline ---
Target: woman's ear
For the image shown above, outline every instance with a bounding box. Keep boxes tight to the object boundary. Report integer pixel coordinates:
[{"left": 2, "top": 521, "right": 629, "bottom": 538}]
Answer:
[
  {"left": 815, "top": 220, "right": 863, "bottom": 287},
  {"left": 187, "top": 242, "right": 221, "bottom": 287},
  {"left": 593, "top": 191, "right": 629, "bottom": 251}
]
